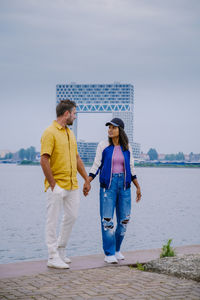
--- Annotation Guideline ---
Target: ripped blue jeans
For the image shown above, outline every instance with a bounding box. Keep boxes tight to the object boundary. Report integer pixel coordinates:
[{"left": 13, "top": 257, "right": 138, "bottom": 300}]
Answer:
[{"left": 100, "top": 173, "right": 131, "bottom": 256}]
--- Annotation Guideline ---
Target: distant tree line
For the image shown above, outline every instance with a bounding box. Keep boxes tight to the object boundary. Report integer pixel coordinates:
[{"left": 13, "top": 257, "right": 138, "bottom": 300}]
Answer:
[
  {"left": 4, "top": 152, "right": 13, "bottom": 159},
  {"left": 2, "top": 146, "right": 200, "bottom": 163},
  {"left": 147, "top": 149, "right": 200, "bottom": 161},
  {"left": 165, "top": 152, "right": 185, "bottom": 161},
  {"left": 18, "top": 146, "right": 37, "bottom": 161},
  {"left": 147, "top": 148, "right": 158, "bottom": 160},
  {"left": 1, "top": 146, "right": 37, "bottom": 161}
]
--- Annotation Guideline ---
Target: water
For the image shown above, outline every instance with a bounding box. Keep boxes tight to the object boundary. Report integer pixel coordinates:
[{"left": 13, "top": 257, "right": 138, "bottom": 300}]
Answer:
[{"left": 0, "top": 164, "right": 200, "bottom": 264}]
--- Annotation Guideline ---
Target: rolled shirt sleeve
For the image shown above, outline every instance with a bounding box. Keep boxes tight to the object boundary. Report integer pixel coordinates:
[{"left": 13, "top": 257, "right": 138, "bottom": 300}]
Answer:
[{"left": 40, "top": 130, "right": 54, "bottom": 156}]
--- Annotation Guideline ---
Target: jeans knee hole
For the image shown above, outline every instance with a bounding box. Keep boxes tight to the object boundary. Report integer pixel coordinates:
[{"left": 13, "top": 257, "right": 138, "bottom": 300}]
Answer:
[
  {"left": 122, "top": 220, "right": 129, "bottom": 225},
  {"left": 103, "top": 218, "right": 114, "bottom": 230},
  {"left": 104, "top": 218, "right": 111, "bottom": 222}
]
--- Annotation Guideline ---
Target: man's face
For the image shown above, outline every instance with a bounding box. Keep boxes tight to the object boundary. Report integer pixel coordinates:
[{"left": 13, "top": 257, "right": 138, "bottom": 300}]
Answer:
[{"left": 66, "top": 107, "right": 77, "bottom": 125}]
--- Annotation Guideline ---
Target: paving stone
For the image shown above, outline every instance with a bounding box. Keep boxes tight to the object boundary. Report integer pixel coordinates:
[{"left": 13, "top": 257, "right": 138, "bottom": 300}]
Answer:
[{"left": 0, "top": 266, "right": 200, "bottom": 300}]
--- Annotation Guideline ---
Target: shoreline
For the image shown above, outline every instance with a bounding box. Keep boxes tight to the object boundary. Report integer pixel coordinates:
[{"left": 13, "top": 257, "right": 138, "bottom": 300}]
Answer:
[{"left": 0, "top": 161, "right": 200, "bottom": 168}]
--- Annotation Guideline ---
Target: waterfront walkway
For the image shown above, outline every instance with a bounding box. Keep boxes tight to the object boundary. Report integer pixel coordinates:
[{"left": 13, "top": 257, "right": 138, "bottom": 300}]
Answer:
[{"left": 0, "top": 245, "right": 200, "bottom": 300}]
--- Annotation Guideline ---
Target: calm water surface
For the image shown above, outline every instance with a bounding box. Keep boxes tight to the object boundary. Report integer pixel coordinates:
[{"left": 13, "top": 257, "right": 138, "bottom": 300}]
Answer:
[{"left": 0, "top": 164, "right": 199, "bottom": 264}]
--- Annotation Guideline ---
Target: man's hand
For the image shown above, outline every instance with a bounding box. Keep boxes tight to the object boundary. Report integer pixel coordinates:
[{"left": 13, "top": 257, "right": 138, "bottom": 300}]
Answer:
[
  {"left": 51, "top": 182, "right": 56, "bottom": 191},
  {"left": 40, "top": 154, "right": 56, "bottom": 191},
  {"left": 83, "top": 179, "right": 91, "bottom": 196}
]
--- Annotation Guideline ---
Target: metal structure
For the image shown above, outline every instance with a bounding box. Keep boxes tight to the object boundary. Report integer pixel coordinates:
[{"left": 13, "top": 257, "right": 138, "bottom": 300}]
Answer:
[{"left": 56, "top": 83, "right": 140, "bottom": 158}]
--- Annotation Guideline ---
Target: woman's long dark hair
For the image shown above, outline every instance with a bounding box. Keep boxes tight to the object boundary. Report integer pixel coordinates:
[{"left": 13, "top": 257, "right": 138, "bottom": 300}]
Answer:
[{"left": 108, "top": 127, "right": 129, "bottom": 151}]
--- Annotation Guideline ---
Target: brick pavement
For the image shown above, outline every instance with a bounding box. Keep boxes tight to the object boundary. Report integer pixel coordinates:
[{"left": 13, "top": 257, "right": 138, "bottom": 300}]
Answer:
[{"left": 0, "top": 265, "right": 200, "bottom": 300}]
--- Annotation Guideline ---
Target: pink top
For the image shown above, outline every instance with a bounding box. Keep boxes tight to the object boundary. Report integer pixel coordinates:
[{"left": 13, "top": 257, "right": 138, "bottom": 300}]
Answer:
[{"left": 112, "top": 145, "right": 125, "bottom": 174}]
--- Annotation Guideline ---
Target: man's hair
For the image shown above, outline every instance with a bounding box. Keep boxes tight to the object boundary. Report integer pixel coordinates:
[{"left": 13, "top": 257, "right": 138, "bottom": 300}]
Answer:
[{"left": 56, "top": 99, "right": 76, "bottom": 117}]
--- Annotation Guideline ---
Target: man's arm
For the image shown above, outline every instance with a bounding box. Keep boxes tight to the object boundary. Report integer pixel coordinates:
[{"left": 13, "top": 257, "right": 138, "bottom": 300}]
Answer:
[
  {"left": 40, "top": 154, "right": 56, "bottom": 191},
  {"left": 77, "top": 154, "right": 91, "bottom": 196}
]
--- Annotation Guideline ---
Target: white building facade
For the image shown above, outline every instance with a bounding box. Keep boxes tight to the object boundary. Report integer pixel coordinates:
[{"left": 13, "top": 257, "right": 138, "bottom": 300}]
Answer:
[{"left": 56, "top": 83, "right": 140, "bottom": 158}]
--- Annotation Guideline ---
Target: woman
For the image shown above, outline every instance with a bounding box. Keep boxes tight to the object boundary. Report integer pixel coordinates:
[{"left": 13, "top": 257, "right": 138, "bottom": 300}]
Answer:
[{"left": 89, "top": 118, "right": 141, "bottom": 264}]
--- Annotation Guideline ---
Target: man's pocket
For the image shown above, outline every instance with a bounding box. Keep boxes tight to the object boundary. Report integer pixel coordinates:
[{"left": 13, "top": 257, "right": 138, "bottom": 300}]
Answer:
[{"left": 52, "top": 183, "right": 64, "bottom": 196}]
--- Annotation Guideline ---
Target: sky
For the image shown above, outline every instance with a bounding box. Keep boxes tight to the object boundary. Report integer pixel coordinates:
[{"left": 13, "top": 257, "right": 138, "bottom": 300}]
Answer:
[{"left": 0, "top": 0, "right": 200, "bottom": 154}]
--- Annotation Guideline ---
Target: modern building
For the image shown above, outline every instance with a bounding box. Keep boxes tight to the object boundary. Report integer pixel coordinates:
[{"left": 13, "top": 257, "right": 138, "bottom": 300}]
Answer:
[
  {"left": 56, "top": 83, "right": 140, "bottom": 159},
  {"left": 77, "top": 140, "right": 98, "bottom": 164}
]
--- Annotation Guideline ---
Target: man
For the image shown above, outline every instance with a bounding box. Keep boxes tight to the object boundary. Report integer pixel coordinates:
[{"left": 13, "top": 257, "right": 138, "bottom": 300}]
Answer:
[{"left": 40, "top": 100, "right": 90, "bottom": 269}]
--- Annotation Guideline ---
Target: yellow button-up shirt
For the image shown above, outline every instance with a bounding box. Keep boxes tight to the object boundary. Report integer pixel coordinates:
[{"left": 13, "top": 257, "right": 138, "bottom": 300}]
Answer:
[{"left": 41, "top": 121, "right": 78, "bottom": 191}]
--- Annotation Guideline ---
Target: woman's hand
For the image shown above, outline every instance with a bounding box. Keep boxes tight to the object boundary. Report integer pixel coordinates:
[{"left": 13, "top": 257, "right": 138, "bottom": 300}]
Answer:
[
  {"left": 132, "top": 178, "right": 141, "bottom": 202},
  {"left": 136, "top": 186, "right": 142, "bottom": 202}
]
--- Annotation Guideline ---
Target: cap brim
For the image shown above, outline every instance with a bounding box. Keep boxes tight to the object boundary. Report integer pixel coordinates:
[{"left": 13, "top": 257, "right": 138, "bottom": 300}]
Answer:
[{"left": 105, "top": 122, "right": 119, "bottom": 127}]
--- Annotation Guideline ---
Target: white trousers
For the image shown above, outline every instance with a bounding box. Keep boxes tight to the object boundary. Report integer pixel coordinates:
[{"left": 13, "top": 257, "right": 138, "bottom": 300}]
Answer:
[{"left": 46, "top": 184, "right": 80, "bottom": 259}]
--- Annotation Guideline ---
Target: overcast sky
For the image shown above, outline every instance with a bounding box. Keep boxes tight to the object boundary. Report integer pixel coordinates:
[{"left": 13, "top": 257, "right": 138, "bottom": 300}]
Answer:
[{"left": 0, "top": 0, "right": 199, "bottom": 154}]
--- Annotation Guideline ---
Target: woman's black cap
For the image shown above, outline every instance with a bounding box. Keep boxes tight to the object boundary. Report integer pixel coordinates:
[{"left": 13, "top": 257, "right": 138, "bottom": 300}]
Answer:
[{"left": 105, "top": 118, "right": 124, "bottom": 129}]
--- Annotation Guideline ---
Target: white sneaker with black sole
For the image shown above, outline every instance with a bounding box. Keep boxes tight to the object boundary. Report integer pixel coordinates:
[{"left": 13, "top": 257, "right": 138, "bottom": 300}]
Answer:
[
  {"left": 115, "top": 251, "right": 125, "bottom": 260},
  {"left": 104, "top": 255, "right": 118, "bottom": 264},
  {"left": 47, "top": 256, "right": 70, "bottom": 269}
]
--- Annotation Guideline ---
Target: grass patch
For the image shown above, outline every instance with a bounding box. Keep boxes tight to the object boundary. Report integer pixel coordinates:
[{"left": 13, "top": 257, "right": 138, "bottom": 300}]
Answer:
[
  {"left": 136, "top": 262, "right": 145, "bottom": 271},
  {"left": 160, "top": 239, "right": 175, "bottom": 258},
  {"left": 129, "top": 263, "right": 145, "bottom": 271}
]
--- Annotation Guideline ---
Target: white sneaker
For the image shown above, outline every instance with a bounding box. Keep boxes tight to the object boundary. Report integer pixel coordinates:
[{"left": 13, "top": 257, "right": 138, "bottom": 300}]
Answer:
[
  {"left": 47, "top": 256, "right": 70, "bottom": 269},
  {"left": 115, "top": 251, "right": 125, "bottom": 260},
  {"left": 58, "top": 248, "right": 71, "bottom": 264},
  {"left": 104, "top": 255, "right": 118, "bottom": 264}
]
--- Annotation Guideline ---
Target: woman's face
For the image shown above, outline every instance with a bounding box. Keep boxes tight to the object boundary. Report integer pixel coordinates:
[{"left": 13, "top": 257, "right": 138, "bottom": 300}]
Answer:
[{"left": 108, "top": 125, "right": 119, "bottom": 138}]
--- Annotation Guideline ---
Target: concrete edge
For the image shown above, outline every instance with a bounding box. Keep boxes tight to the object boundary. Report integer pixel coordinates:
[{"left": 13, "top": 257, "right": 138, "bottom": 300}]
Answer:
[{"left": 0, "top": 244, "right": 199, "bottom": 279}]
